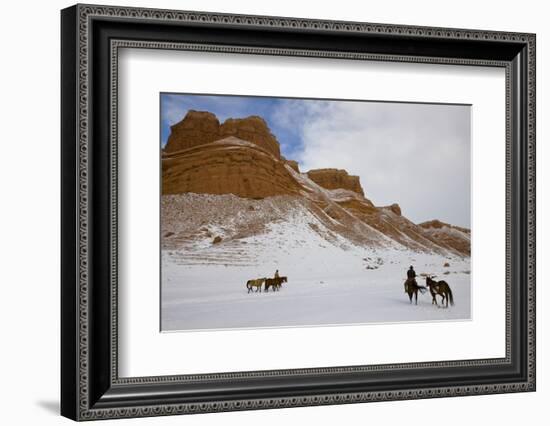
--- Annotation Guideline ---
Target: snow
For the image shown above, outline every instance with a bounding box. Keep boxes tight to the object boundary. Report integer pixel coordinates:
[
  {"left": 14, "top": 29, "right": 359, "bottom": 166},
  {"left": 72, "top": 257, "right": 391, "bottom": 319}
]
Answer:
[{"left": 161, "top": 203, "right": 471, "bottom": 332}]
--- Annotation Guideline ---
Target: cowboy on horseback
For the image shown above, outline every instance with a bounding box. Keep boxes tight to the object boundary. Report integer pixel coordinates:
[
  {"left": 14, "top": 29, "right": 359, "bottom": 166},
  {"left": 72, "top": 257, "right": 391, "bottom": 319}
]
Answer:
[
  {"left": 407, "top": 265, "right": 416, "bottom": 280},
  {"left": 403, "top": 266, "right": 426, "bottom": 305},
  {"left": 405, "top": 265, "right": 417, "bottom": 292}
]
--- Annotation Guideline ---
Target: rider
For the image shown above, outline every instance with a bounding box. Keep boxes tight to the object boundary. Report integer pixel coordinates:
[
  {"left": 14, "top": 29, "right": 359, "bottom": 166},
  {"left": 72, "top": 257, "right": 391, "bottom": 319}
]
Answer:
[
  {"left": 405, "top": 265, "right": 417, "bottom": 292},
  {"left": 407, "top": 265, "right": 416, "bottom": 280},
  {"left": 274, "top": 269, "right": 280, "bottom": 279}
]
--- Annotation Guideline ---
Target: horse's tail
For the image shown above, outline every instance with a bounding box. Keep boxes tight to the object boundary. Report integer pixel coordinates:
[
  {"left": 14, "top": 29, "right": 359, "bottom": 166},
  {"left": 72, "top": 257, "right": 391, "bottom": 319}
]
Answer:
[
  {"left": 418, "top": 285, "right": 428, "bottom": 294},
  {"left": 448, "top": 286, "right": 454, "bottom": 306}
]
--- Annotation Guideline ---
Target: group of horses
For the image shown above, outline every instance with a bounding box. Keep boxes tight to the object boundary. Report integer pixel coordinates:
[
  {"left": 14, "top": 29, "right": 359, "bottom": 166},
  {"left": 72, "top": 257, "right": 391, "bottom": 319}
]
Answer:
[
  {"left": 245, "top": 272, "right": 453, "bottom": 306},
  {"left": 405, "top": 276, "right": 454, "bottom": 307},
  {"left": 246, "top": 276, "right": 288, "bottom": 293}
]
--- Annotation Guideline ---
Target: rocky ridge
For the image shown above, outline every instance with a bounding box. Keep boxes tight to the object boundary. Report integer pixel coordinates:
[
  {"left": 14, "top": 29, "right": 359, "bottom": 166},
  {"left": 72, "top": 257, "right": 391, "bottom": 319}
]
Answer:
[
  {"left": 164, "top": 110, "right": 280, "bottom": 158},
  {"left": 306, "top": 168, "right": 364, "bottom": 196},
  {"left": 419, "top": 220, "right": 471, "bottom": 256},
  {"left": 162, "top": 110, "right": 471, "bottom": 257}
]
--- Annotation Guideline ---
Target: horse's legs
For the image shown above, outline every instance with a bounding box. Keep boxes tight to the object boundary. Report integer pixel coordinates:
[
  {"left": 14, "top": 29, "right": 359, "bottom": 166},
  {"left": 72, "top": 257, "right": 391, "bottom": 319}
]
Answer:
[
  {"left": 408, "top": 292, "right": 412, "bottom": 303},
  {"left": 415, "top": 291, "right": 418, "bottom": 305}
]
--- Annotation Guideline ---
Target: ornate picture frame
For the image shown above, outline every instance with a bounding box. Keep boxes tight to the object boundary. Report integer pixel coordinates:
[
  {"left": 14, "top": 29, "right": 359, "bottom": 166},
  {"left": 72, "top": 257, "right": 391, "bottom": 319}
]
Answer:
[{"left": 61, "top": 4, "right": 535, "bottom": 421}]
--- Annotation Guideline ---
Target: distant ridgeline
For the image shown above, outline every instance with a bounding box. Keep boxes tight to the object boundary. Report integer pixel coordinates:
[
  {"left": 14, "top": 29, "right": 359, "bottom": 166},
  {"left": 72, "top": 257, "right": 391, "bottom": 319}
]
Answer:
[{"left": 161, "top": 110, "right": 470, "bottom": 256}]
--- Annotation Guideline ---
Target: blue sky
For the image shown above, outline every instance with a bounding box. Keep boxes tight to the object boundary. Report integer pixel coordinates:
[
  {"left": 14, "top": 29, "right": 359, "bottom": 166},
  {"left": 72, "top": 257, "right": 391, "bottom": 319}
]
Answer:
[
  {"left": 160, "top": 93, "right": 315, "bottom": 160},
  {"left": 160, "top": 93, "right": 471, "bottom": 227}
]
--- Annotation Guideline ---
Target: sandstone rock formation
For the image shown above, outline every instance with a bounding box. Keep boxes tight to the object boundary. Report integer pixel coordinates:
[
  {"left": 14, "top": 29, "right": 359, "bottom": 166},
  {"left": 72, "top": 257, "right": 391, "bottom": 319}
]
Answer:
[
  {"left": 419, "top": 219, "right": 471, "bottom": 256},
  {"left": 163, "top": 137, "right": 301, "bottom": 199},
  {"left": 220, "top": 116, "right": 280, "bottom": 158},
  {"left": 161, "top": 109, "right": 470, "bottom": 257},
  {"left": 164, "top": 110, "right": 280, "bottom": 158},
  {"left": 164, "top": 110, "right": 221, "bottom": 153},
  {"left": 284, "top": 159, "right": 300, "bottom": 173},
  {"left": 334, "top": 197, "right": 449, "bottom": 254},
  {"left": 419, "top": 219, "right": 470, "bottom": 235},
  {"left": 382, "top": 203, "right": 402, "bottom": 216},
  {"left": 306, "top": 168, "right": 364, "bottom": 196}
]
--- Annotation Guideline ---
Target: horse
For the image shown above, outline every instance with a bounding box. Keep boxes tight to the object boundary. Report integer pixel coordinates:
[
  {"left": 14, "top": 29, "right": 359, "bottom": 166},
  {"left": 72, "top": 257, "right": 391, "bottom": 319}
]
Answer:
[
  {"left": 404, "top": 278, "right": 427, "bottom": 305},
  {"left": 246, "top": 278, "right": 266, "bottom": 293},
  {"left": 265, "top": 276, "right": 287, "bottom": 292},
  {"left": 274, "top": 276, "right": 288, "bottom": 290},
  {"left": 426, "top": 276, "right": 454, "bottom": 307}
]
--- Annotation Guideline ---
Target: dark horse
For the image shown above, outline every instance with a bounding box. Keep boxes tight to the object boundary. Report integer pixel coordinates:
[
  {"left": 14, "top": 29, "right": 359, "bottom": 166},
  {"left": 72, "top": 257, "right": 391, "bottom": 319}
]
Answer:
[
  {"left": 426, "top": 276, "right": 454, "bottom": 307},
  {"left": 265, "top": 276, "right": 288, "bottom": 292},
  {"left": 404, "top": 278, "right": 427, "bottom": 305},
  {"left": 274, "top": 276, "right": 288, "bottom": 290}
]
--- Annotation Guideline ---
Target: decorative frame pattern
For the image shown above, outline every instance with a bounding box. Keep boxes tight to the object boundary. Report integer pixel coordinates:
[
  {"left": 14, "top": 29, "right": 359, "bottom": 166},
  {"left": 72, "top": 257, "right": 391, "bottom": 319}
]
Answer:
[{"left": 61, "top": 4, "right": 536, "bottom": 421}]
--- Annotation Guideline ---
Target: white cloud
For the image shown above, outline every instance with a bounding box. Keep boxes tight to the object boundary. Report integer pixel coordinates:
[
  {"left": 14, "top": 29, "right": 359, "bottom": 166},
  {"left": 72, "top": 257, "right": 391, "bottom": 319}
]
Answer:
[{"left": 294, "top": 101, "right": 471, "bottom": 227}]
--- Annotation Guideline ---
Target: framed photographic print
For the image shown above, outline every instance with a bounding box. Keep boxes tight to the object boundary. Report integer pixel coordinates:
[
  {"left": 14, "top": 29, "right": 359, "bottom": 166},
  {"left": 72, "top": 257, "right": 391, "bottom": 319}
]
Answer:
[{"left": 61, "top": 4, "right": 536, "bottom": 421}]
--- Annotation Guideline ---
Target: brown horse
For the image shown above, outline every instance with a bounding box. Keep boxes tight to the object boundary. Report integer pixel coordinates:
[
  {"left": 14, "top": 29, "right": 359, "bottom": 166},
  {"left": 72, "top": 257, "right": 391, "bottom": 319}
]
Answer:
[
  {"left": 246, "top": 278, "right": 265, "bottom": 293},
  {"left": 426, "top": 276, "right": 454, "bottom": 307},
  {"left": 265, "top": 276, "right": 287, "bottom": 292},
  {"left": 274, "top": 276, "right": 288, "bottom": 290},
  {"left": 404, "top": 278, "right": 427, "bottom": 305}
]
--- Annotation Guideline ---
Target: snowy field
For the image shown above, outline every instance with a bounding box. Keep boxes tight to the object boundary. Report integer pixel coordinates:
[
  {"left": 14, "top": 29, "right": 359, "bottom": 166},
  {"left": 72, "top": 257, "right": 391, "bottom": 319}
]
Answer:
[{"left": 161, "top": 208, "right": 471, "bottom": 331}]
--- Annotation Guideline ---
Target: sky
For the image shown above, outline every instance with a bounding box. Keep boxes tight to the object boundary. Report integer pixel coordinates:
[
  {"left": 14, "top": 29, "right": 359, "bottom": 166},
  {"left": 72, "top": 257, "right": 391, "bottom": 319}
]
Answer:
[{"left": 160, "top": 93, "right": 471, "bottom": 228}]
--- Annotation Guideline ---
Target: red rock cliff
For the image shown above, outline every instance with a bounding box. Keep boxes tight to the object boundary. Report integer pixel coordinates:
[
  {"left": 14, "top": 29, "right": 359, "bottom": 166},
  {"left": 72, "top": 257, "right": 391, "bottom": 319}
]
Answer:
[
  {"left": 306, "top": 168, "right": 364, "bottom": 196},
  {"left": 162, "top": 137, "right": 301, "bottom": 198},
  {"left": 164, "top": 110, "right": 280, "bottom": 158},
  {"left": 219, "top": 116, "right": 280, "bottom": 158}
]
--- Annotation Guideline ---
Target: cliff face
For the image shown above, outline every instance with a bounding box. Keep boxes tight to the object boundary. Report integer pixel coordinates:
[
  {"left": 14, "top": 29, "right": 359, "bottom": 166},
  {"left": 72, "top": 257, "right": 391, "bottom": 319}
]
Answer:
[
  {"left": 164, "top": 111, "right": 221, "bottom": 153},
  {"left": 165, "top": 110, "right": 280, "bottom": 158},
  {"left": 219, "top": 116, "right": 280, "bottom": 158},
  {"left": 306, "top": 168, "right": 364, "bottom": 196},
  {"left": 419, "top": 220, "right": 471, "bottom": 256},
  {"left": 284, "top": 159, "right": 300, "bottom": 173},
  {"left": 381, "top": 203, "right": 402, "bottom": 216},
  {"left": 163, "top": 137, "right": 301, "bottom": 199},
  {"left": 419, "top": 219, "right": 470, "bottom": 235}
]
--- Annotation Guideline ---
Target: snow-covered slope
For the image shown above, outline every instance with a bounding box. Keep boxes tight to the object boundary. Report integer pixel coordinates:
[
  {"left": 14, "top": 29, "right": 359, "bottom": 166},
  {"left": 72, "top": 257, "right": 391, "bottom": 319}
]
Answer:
[
  {"left": 161, "top": 192, "right": 470, "bottom": 331},
  {"left": 162, "top": 219, "right": 470, "bottom": 331}
]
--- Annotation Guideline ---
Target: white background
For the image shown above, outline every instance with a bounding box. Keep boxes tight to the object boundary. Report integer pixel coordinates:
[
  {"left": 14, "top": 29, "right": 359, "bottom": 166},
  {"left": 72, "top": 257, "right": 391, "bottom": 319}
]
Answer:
[
  {"left": 0, "top": 0, "right": 547, "bottom": 425},
  {"left": 119, "top": 49, "right": 505, "bottom": 377}
]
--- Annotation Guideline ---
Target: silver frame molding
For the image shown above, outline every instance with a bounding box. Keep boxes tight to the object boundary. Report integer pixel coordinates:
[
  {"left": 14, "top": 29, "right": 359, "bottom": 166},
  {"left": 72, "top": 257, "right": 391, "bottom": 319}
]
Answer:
[{"left": 61, "top": 3, "right": 536, "bottom": 421}]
